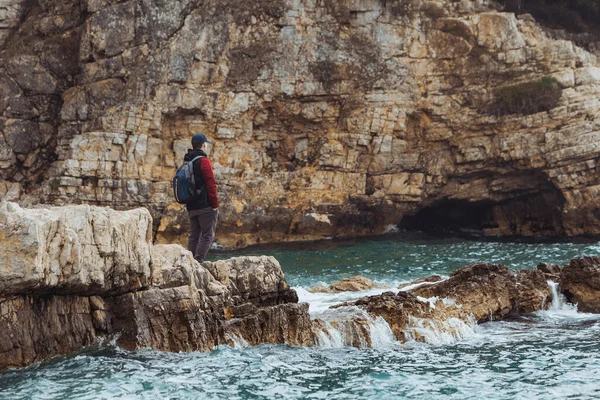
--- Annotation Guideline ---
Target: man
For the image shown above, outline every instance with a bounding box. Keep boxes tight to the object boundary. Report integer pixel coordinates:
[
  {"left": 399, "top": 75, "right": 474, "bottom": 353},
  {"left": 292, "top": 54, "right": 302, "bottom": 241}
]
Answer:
[{"left": 185, "top": 133, "right": 219, "bottom": 263}]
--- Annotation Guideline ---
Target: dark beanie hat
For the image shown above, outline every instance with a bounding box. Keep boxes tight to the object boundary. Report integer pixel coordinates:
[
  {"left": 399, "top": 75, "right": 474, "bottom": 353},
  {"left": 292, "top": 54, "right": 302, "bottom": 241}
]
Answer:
[{"left": 191, "top": 133, "right": 211, "bottom": 147}]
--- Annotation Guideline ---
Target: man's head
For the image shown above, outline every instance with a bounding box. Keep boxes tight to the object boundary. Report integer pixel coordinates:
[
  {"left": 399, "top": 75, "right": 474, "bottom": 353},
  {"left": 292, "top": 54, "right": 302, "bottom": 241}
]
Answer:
[{"left": 191, "top": 133, "right": 211, "bottom": 150}]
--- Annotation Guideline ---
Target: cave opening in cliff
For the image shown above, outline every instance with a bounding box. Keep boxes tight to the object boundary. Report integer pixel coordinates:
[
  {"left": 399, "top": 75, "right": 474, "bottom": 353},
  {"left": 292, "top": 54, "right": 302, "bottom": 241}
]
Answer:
[
  {"left": 399, "top": 189, "right": 567, "bottom": 238},
  {"left": 399, "top": 200, "right": 496, "bottom": 237}
]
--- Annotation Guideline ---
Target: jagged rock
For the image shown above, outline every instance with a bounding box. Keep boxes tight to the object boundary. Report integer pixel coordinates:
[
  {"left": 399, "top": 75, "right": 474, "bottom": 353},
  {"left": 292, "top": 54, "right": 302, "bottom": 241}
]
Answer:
[
  {"left": 412, "top": 263, "right": 551, "bottom": 321},
  {"left": 224, "top": 303, "right": 314, "bottom": 347},
  {"left": 0, "top": 295, "right": 97, "bottom": 370},
  {"left": 536, "top": 262, "right": 562, "bottom": 280},
  {"left": 330, "top": 275, "right": 379, "bottom": 292},
  {"left": 203, "top": 256, "right": 299, "bottom": 306},
  {"left": 313, "top": 311, "right": 376, "bottom": 348},
  {"left": 398, "top": 275, "right": 442, "bottom": 289},
  {"left": 560, "top": 256, "right": 600, "bottom": 313},
  {"left": 514, "top": 269, "right": 554, "bottom": 314},
  {"left": 333, "top": 291, "right": 433, "bottom": 342},
  {"left": 0, "top": 0, "right": 599, "bottom": 248},
  {"left": 0, "top": 204, "right": 313, "bottom": 371},
  {"left": 309, "top": 275, "right": 390, "bottom": 293},
  {"left": 334, "top": 262, "right": 554, "bottom": 344},
  {"left": 151, "top": 244, "right": 196, "bottom": 289}
]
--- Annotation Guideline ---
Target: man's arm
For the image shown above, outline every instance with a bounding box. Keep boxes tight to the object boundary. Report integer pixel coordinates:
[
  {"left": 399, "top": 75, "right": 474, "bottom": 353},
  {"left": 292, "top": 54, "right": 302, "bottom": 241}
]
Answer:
[{"left": 200, "top": 158, "right": 219, "bottom": 209}]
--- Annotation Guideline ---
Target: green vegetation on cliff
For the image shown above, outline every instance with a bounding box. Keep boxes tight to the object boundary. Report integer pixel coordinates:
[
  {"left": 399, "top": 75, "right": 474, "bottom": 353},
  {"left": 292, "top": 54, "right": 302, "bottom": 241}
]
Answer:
[{"left": 490, "top": 77, "right": 562, "bottom": 116}]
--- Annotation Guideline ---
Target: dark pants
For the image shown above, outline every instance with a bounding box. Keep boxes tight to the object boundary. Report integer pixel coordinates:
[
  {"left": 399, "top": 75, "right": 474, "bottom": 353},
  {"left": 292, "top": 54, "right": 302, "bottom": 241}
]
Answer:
[{"left": 187, "top": 208, "right": 218, "bottom": 263}]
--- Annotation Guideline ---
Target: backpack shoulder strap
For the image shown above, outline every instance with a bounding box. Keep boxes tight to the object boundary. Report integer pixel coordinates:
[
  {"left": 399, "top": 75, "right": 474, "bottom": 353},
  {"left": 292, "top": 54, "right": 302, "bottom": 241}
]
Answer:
[
  {"left": 186, "top": 155, "right": 206, "bottom": 194},
  {"left": 189, "top": 155, "right": 205, "bottom": 164}
]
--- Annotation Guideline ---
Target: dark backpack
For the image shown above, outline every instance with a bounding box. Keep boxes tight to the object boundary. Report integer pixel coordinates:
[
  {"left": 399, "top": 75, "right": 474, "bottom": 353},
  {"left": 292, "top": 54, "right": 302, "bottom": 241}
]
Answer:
[{"left": 173, "top": 156, "right": 205, "bottom": 204}]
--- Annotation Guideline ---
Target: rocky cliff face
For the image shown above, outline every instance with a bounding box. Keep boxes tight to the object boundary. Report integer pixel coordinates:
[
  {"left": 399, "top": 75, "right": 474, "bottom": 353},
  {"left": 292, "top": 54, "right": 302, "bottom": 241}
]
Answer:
[{"left": 0, "top": 0, "right": 599, "bottom": 247}]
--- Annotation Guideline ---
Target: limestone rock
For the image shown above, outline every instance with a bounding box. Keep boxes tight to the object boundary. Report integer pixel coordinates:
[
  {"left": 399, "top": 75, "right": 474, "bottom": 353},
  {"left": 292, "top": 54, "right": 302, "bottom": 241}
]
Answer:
[
  {"left": 203, "top": 255, "right": 299, "bottom": 306},
  {"left": 224, "top": 303, "right": 314, "bottom": 347},
  {"left": 536, "top": 262, "right": 562, "bottom": 280},
  {"left": 334, "top": 291, "right": 433, "bottom": 342},
  {"left": 151, "top": 244, "right": 197, "bottom": 289},
  {"left": 514, "top": 269, "right": 552, "bottom": 314},
  {"left": 0, "top": 295, "right": 96, "bottom": 371},
  {"left": 308, "top": 285, "right": 332, "bottom": 293},
  {"left": 0, "top": 201, "right": 153, "bottom": 296},
  {"left": 560, "top": 256, "right": 600, "bottom": 313},
  {"left": 336, "top": 262, "right": 554, "bottom": 343},
  {"left": 330, "top": 275, "right": 379, "bottom": 292}
]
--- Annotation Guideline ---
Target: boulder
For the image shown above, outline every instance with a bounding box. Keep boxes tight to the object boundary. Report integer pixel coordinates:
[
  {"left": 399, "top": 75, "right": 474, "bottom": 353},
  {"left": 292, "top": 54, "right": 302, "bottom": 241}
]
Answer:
[
  {"left": 0, "top": 202, "right": 153, "bottom": 296},
  {"left": 560, "top": 256, "right": 600, "bottom": 313},
  {"left": 412, "top": 263, "right": 551, "bottom": 321},
  {"left": 333, "top": 291, "right": 433, "bottom": 342},
  {"left": 330, "top": 275, "right": 379, "bottom": 292},
  {"left": 203, "top": 256, "right": 299, "bottom": 306},
  {"left": 308, "top": 285, "right": 332, "bottom": 293}
]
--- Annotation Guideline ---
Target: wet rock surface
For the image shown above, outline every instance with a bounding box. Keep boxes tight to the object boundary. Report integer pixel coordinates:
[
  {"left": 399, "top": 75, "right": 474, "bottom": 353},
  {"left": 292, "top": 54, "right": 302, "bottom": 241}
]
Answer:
[
  {"left": 331, "top": 291, "right": 435, "bottom": 342},
  {"left": 308, "top": 275, "right": 390, "bottom": 293},
  {"left": 411, "top": 263, "right": 552, "bottom": 321},
  {"left": 0, "top": 0, "right": 599, "bottom": 247},
  {"left": 333, "top": 262, "right": 562, "bottom": 344}
]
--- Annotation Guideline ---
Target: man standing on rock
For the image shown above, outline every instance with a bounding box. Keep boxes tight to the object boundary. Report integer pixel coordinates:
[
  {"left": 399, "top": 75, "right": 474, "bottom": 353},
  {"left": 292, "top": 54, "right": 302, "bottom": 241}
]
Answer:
[{"left": 185, "top": 133, "right": 219, "bottom": 263}]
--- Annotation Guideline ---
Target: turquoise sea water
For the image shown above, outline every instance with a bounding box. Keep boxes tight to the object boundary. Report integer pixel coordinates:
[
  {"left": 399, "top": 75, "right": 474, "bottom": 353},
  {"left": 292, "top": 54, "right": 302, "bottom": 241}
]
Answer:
[{"left": 1, "top": 235, "right": 600, "bottom": 399}]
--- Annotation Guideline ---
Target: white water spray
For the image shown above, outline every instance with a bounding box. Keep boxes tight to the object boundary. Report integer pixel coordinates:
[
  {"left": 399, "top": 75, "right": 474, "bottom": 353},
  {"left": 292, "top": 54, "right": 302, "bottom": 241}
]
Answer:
[
  {"left": 226, "top": 333, "right": 249, "bottom": 349},
  {"left": 404, "top": 314, "right": 477, "bottom": 345},
  {"left": 314, "top": 320, "right": 346, "bottom": 348},
  {"left": 313, "top": 308, "right": 396, "bottom": 349},
  {"left": 546, "top": 280, "right": 577, "bottom": 312}
]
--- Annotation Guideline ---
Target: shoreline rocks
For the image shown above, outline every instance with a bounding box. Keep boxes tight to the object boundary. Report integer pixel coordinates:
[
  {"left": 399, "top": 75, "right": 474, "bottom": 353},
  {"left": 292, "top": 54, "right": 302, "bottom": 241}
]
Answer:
[
  {"left": 330, "top": 262, "right": 564, "bottom": 344},
  {"left": 0, "top": 202, "right": 313, "bottom": 372},
  {"left": 411, "top": 263, "right": 552, "bottom": 322},
  {"left": 560, "top": 256, "right": 600, "bottom": 313},
  {"left": 2, "top": 202, "right": 600, "bottom": 371}
]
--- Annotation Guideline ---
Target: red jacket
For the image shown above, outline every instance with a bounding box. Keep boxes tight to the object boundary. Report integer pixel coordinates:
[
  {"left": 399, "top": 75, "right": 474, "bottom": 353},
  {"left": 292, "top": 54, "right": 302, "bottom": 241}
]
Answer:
[
  {"left": 184, "top": 149, "right": 218, "bottom": 210},
  {"left": 199, "top": 157, "right": 219, "bottom": 209}
]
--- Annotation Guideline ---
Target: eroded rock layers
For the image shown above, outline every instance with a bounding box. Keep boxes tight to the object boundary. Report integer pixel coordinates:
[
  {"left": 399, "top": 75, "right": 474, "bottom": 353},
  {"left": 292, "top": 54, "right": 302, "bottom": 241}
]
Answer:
[{"left": 0, "top": 0, "right": 599, "bottom": 247}]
